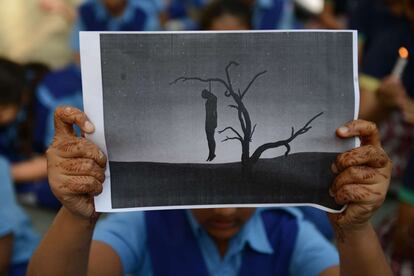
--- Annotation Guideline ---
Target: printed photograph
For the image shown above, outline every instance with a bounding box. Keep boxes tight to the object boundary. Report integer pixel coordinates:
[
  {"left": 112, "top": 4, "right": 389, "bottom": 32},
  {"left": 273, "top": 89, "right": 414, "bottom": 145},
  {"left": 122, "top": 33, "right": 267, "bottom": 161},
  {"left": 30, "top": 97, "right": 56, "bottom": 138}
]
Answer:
[{"left": 97, "top": 31, "right": 357, "bottom": 210}]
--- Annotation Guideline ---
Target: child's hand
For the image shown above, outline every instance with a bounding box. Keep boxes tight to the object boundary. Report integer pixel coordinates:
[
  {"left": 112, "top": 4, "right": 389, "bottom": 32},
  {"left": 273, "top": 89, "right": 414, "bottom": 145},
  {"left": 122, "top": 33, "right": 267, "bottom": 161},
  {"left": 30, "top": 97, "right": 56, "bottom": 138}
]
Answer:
[
  {"left": 329, "top": 120, "right": 392, "bottom": 232},
  {"left": 47, "top": 106, "right": 107, "bottom": 219}
]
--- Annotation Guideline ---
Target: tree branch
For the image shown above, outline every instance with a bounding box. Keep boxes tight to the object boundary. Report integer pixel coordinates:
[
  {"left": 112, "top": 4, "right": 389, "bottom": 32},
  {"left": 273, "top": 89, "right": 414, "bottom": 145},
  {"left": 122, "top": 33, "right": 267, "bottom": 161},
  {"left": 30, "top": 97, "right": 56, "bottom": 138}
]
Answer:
[
  {"left": 249, "top": 112, "right": 324, "bottom": 164},
  {"left": 226, "top": 61, "right": 239, "bottom": 72},
  {"left": 228, "top": 104, "right": 239, "bottom": 110},
  {"left": 225, "top": 61, "right": 239, "bottom": 96},
  {"left": 237, "top": 88, "right": 242, "bottom": 98},
  {"left": 241, "top": 70, "right": 267, "bottom": 99},
  {"left": 250, "top": 124, "right": 257, "bottom": 141},
  {"left": 218, "top": 126, "right": 243, "bottom": 140},
  {"left": 169, "top": 76, "right": 230, "bottom": 92},
  {"left": 221, "top": 136, "right": 243, "bottom": 142}
]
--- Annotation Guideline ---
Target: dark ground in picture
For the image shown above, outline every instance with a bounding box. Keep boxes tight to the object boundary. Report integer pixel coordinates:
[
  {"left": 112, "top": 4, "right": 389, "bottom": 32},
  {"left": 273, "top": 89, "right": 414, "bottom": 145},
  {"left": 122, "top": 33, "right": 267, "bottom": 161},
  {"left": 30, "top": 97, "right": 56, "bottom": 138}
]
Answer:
[{"left": 110, "top": 152, "right": 343, "bottom": 210}]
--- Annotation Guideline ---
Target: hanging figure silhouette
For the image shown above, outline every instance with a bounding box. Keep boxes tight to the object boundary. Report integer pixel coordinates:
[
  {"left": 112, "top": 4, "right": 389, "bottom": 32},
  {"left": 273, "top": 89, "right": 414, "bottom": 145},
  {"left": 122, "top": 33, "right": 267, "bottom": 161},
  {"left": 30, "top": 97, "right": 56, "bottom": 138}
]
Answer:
[{"left": 201, "top": 83, "right": 217, "bottom": 161}]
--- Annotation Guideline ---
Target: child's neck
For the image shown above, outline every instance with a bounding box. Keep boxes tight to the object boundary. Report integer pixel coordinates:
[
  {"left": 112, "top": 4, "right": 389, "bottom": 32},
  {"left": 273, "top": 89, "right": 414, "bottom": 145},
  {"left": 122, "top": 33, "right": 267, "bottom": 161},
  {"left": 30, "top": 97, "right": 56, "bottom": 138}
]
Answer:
[
  {"left": 106, "top": 1, "right": 127, "bottom": 17},
  {"left": 214, "top": 239, "right": 229, "bottom": 258}
]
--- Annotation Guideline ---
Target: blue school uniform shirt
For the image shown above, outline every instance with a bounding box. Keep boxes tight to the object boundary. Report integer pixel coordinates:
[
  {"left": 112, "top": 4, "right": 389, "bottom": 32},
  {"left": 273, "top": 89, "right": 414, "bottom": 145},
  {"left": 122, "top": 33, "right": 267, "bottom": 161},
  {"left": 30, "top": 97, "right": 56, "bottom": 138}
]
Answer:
[
  {"left": 162, "top": 0, "right": 204, "bottom": 30},
  {"left": 0, "top": 111, "right": 27, "bottom": 162},
  {"left": 71, "top": 0, "right": 161, "bottom": 51},
  {"left": 0, "top": 156, "right": 39, "bottom": 265},
  {"left": 253, "top": 0, "right": 296, "bottom": 30},
  {"left": 34, "top": 64, "right": 83, "bottom": 151},
  {"left": 93, "top": 207, "right": 339, "bottom": 275}
]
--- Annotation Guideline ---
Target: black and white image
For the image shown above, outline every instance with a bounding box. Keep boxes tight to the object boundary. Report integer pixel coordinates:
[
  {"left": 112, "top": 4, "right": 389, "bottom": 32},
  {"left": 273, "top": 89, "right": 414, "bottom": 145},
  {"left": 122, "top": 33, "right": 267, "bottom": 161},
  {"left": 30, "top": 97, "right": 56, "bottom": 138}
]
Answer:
[{"left": 80, "top": 31, "right": 359, "bottom": 212}]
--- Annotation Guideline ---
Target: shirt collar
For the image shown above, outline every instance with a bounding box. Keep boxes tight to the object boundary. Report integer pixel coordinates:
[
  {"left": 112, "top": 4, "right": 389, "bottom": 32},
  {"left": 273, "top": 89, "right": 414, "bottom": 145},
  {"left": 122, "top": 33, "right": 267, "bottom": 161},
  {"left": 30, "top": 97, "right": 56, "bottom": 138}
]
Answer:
[
  {"left": 257, "top": 0, "right": 273, "bottom": 8},
  {"left": 185, "top": 209, "right": 274, "bottom": 255},
  {"left": 241, "top": 209, "right": 274, "bottom": 254}
]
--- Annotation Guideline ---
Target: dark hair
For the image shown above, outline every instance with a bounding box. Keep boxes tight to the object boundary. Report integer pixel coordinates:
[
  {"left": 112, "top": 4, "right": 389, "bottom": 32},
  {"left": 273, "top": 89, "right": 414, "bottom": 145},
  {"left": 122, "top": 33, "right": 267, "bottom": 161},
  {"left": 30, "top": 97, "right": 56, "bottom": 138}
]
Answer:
[
  {"left": 0, "top": 57, "right": 49, "bottom": 156},
  {"left": 199, "top": 0, "right": 252, "bottom": 30},
  {"left": 0, "top": 57, "right": 26, "bottom": 106}
]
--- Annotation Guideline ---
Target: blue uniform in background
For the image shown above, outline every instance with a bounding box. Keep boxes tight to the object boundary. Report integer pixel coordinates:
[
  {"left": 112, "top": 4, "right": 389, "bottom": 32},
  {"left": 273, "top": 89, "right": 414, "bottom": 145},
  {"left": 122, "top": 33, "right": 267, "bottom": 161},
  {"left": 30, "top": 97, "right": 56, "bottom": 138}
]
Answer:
[
  {"left": 253, "top": 0, "right": 297, "bottom": 30},
  {"left": 0, "top": 156, "right": 39, "bottom": 276},
  {"left": 34, "top": 64, "right": 83, "bottom": 150},
  {"left": 71, "top": 0, "right": 161, "bottom": 51},
  {"left": 162, "top": 0, "right": 297, "bottom": 31},
  {"left": 93, "top": 208, "right": 339, "bottom": 275}
]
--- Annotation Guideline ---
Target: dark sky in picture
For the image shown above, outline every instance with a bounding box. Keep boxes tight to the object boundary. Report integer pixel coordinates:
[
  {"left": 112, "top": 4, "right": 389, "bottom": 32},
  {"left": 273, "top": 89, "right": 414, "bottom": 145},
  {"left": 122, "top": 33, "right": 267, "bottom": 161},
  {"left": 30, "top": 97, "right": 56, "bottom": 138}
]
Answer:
[{"left": 100, "top": 32, "right": 356, "bottom": 163}]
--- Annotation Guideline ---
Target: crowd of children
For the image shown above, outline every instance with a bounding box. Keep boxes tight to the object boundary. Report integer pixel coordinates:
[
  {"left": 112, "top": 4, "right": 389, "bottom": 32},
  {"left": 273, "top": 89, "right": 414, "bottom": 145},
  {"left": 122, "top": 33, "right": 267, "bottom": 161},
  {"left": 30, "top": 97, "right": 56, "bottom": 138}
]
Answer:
[{"left": 0, "top": 0, "right": 413, "bottom": 275}]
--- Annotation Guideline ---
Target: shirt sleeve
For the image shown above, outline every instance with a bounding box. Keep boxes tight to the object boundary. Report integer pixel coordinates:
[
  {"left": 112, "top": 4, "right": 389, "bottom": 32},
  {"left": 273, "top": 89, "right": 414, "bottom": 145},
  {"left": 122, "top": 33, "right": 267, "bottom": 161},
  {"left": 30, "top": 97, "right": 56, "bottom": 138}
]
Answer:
[
  {"left": 289, "top": 219, "right": 339, "bottom": 276},
  {"left": 0, "top": 157, "right": 13, "bottom": 236},
  {"left": 93, "top": 212, "right": 148, "bottom": 274},
  {"left": 70, "top": 19, "right": 83, "bottom": 52}
]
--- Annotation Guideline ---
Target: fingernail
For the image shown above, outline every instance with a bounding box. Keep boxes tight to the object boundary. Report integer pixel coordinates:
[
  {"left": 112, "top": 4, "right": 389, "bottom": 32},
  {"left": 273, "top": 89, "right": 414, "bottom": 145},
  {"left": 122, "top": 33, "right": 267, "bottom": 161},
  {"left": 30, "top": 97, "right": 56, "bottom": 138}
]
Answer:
[
  {"left": 84, "top": 121, "right": 94, "bottom": 132},
  {"left": 338, "top": 126, "right": 349, "bottom": 134},
  {"left": 64, "top": 107, "right": 72, "bottom": 114},
  {"left": 331, "top": 163, "right": 338, "bottom": 174}
]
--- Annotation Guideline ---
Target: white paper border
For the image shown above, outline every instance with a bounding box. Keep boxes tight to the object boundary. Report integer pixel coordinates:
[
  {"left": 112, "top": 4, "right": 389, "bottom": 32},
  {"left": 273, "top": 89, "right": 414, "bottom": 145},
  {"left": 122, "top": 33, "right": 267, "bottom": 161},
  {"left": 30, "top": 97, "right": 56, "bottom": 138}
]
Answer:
[
  {"left": 352, "top": 30, "right": 361, "bottom": 148},
  {"left": 80, "top": 30, "right": 357, "bottom": 213},
  {"left": 80, "top": 32, "right": 112, "bottom": 211}
]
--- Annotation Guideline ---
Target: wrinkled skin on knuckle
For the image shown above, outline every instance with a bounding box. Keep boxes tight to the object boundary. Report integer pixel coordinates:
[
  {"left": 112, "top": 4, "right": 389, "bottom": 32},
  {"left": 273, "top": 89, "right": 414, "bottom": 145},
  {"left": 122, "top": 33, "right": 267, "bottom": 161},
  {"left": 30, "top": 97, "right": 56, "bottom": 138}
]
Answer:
[
  {"left": 92, "top": 184, "right": 103, "bottom": 196},
  {"left": 349, "top": 166, "right": 377, "bottom": 182},
  {"left": 336, "top": 150, "right": 360, "bottom": 170},
  {"left": 60, "top": 158, "right": 94, "bottom": 174},
  {"left": 337, "top": 145, "right": 390, "bottom": 171},
  {"left": 63, "top": 176, "right": 93, "bottom": 194},
  {"left": 372, "top": 148, "right": 389, "bottom": 167},
  {"left": 57, "top": 140, "right": 81, "bottom": 153}
]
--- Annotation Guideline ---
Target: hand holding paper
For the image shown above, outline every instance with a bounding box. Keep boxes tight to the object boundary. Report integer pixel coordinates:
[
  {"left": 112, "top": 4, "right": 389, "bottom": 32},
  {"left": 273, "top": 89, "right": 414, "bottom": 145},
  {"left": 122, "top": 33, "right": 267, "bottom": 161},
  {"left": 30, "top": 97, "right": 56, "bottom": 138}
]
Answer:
[
  {"left": 329, "top": 120, "right": 392, "bottom": 231},
  {"left": 47, "top": 106, "right": 107, "bottom": 219}
]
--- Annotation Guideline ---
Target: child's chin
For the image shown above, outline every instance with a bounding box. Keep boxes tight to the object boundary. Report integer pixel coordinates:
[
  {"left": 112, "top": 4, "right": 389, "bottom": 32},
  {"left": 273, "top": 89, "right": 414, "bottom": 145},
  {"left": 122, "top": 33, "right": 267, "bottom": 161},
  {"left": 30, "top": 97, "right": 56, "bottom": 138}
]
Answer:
[{"left": 207, "top": 225, "right": 240, "bottom": 241}]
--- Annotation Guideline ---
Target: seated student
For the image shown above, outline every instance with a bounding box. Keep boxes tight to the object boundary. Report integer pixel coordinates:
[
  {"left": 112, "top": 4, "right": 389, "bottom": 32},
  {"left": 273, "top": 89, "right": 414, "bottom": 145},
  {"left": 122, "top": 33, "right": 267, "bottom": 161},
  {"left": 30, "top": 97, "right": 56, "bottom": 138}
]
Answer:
[
  {"left": 198, "top": 0, "right": 334, "bottom": 240},
  {"left": 28, "top": 106, "right": 393, "bottom": 276},
  {"left": 0, "top": 58, "right": 82, "bottom": 208},
  {"left": 0, "top": 156, "right": 39, "bottom": 276}
]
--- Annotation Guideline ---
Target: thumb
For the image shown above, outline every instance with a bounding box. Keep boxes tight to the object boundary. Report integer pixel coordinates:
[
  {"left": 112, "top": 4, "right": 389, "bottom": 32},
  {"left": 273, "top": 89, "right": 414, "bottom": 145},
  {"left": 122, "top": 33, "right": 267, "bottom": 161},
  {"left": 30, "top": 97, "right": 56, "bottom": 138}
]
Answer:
[
  {"left": 54, "top": 106, "right": 94, "bottom": 137},
  {"left": 336, "top": 119, "right": 381, "bottom": 147}
]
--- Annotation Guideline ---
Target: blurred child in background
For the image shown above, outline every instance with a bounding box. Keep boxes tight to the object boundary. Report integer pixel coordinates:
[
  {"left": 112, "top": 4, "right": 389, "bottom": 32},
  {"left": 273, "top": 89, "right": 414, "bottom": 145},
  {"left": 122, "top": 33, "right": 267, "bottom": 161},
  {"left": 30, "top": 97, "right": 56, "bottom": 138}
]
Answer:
[
  {"left": 0, "top": 57, "right": 82, "bottom": 208},
  {"left": 350, "top": 0, "right": 414, "bottom": 274},
  {"left": 199, "top": 0, "right": 251, "bottom": 30},
  {"left": 71, "top": 0, "right": 162, "bottom": 63},
  {"left": 162, "top": 0, "right": 297, "bottom": 31},
  {"left": 0, "top": 156, "right": 39, "bottom": 276},
  {"left": 0, "top": 59, "right": 49, "bottom": 188}
]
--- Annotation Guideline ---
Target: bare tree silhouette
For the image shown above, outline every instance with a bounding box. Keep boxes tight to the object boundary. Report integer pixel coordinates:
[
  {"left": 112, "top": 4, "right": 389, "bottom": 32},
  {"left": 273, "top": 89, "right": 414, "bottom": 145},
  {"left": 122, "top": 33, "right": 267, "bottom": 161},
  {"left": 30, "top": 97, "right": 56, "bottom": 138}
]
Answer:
[{"left": 170, "top": 61, "right": 323, "bottom": 175}]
